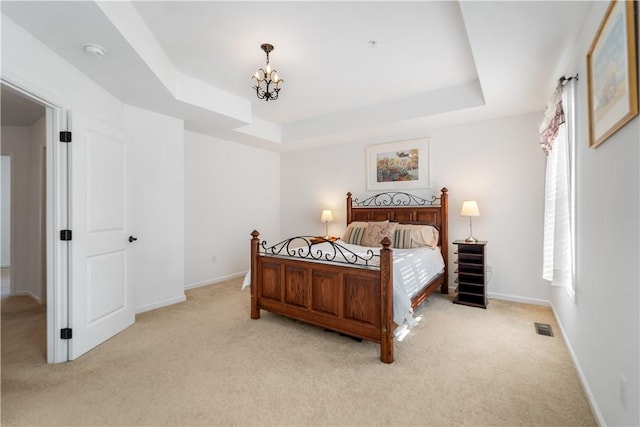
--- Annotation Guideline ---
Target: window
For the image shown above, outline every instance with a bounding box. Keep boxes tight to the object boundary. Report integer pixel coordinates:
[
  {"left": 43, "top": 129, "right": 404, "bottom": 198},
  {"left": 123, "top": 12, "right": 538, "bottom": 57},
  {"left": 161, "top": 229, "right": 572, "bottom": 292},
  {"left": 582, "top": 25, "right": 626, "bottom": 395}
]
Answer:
[{"left": 541, "top": 78, "right": 576, "bottom": 299}]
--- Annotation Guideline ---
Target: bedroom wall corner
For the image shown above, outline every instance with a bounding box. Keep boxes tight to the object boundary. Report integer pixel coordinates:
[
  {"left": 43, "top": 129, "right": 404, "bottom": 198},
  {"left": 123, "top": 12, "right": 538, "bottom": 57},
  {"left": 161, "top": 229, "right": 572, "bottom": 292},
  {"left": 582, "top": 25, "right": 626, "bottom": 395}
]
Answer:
[
  {"left": 124, "top": 106, "right": 186, "bottom": 313},
  {"left": 3, "top": 13, "right": 191, "bottom": 320},
  {"left": 280, "top": 112, "right": 550, "bottom": 304},
  {"left": 548, "top": 2, "right": 640, "bottom": 425},
  {"left": 184, "top": 131, "right": 280, "bottom": 289}
]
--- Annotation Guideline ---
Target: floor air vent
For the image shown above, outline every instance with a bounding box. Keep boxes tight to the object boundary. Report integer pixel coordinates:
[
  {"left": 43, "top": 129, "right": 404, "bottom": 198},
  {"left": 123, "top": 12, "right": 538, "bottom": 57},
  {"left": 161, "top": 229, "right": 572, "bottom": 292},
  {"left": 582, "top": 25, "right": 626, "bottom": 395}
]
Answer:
[{"left": 534, "top": 322, "right": 554, "bottom": 337}]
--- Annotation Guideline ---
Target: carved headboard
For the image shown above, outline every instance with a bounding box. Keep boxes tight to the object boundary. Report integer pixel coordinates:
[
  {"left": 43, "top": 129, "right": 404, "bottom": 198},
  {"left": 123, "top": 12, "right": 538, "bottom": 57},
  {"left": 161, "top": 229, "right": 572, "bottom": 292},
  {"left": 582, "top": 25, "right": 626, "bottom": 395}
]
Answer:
[{"left": 346, "top": 187, "right": 449, "bottom": 277}]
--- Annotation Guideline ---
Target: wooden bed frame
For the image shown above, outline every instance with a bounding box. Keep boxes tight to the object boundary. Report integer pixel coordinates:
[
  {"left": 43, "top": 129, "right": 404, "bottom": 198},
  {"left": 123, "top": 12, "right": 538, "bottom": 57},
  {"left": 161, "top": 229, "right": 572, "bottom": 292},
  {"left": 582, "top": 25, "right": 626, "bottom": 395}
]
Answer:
[{"left": 250, "top": 188, "right": 448, "bottom": 363}]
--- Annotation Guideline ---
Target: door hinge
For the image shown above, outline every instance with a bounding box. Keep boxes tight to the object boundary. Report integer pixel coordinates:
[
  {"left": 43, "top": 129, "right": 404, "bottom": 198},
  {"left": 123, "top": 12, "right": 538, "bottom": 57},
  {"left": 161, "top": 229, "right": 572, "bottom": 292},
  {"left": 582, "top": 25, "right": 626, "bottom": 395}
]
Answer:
[
  {"left": 60, "top": 131, "right": 72, "bottom": 143},
  {"left": 60, "top": 328, "right": 72, "bottom": 339},
  {"left": 60, "top": 230, "right": 72, "bottom": 241}
]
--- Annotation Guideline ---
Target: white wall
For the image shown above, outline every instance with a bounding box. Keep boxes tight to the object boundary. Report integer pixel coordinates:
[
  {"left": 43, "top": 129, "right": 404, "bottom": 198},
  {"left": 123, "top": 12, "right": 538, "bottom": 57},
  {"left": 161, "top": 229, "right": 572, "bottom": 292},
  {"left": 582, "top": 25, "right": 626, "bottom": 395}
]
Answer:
[
  {"left": 125, "top": 106, "right": 186, "bottom": 313},
  {"left": 549, "top": 2, "right": 639, "bottom": 425},
  {"left": 1, "top": 116, "right": 46, "bottom": 302},
  {"left": 184, "top": 130, "right": 280, "bottom": 288},
  {"left": 281, "top": 112, "right": 550, "bottom": 304},
  {"left": 1, "top": 127, "right": 29, "bottom": 297},
  {"left": 29, "top": 116, "right": 46, "bottom": 302}
]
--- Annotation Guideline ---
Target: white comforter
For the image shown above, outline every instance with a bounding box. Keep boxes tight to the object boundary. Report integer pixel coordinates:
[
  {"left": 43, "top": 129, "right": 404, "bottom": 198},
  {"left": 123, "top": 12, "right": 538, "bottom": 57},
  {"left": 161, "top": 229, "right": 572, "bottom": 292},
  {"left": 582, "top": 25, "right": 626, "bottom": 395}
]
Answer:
[{"left": 242, "top": 241, "right": 444, "bottom": 328}]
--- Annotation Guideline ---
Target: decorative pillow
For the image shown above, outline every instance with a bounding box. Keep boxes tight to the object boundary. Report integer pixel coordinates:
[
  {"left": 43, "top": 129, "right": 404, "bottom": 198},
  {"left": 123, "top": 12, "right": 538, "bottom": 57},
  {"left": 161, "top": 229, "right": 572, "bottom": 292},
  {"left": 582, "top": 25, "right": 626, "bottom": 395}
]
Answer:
[
  {"left": 344, "top": 226, "right": 367, "bottom": 245},
  {"left": 361, "top": 221, "right": 397, "bottom": 247},
  {"left": 395, "top": 224, "right": 439, "bottom": 248},
  {"left": 342, "top": 221, "right": 369, "bottom": 242},
  {"left": 410, "top": 225, "right": 439, "bottom": 248},
  {"left": 392, "top": 228, "right": 412, "bottom": 249}
]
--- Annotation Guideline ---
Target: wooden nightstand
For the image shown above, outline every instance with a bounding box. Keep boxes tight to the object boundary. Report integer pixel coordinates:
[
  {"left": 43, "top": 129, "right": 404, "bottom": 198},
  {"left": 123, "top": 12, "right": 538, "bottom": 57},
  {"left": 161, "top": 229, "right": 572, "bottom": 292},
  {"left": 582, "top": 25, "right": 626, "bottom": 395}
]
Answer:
[
  {"left": 310, "top": 236, "right": 339, "bottom": 244},
  {"left": 453, "top": 240, "right": 488, "bottom": 308}
]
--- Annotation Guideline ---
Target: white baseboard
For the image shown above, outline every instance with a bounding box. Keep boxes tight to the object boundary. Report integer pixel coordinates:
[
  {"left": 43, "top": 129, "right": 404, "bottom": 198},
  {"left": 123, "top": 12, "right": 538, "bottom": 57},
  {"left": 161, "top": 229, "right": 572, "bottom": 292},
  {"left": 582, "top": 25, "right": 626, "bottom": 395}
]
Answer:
[
  {"left": 14, "top": 290, "right": 42, "bottom": 304},
  {"left": 135, "top": 294, "right": 186, "bottom": 314},
  {"left": 488, "top": 291, "right": 550, "bottom": 306},
  {"left": 549, "top": 303, "right": 605, "bottom": 426},
  {"left": 136, "top": 271, "right": 248, "bottom": 313},
  {"left": 184, "top": 271, "right": 247, "bottom": 290}
]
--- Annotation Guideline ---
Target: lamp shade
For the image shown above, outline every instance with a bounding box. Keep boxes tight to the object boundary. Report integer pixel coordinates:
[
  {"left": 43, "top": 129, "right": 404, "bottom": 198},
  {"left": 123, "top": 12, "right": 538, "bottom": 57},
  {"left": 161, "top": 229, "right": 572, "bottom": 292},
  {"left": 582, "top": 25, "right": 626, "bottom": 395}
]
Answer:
[
  {"left": 320, "top": 210, "right": 333, "bottom": 222},
  {"left": 460, "top": 200, "right": 480, "bottom": 217}
]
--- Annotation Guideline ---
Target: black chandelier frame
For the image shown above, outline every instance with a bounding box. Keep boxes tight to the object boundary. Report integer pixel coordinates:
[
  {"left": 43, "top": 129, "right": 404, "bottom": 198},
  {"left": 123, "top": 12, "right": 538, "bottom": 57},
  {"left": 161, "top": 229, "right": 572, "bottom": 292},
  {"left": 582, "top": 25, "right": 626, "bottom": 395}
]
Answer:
[{"left": 252, "top": 43, "right": 283, "bottom": 102}]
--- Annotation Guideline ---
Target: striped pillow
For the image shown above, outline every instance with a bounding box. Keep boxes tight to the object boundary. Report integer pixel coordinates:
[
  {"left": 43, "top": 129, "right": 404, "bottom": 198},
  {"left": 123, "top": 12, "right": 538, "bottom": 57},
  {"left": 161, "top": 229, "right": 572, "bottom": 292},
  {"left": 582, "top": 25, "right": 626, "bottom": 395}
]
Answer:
[
  {"left": 342, "top": 221, "right": 369, "bottom": 243},
  {"left": 344, "top": 226, "right": 367, "bottom": 245},
  {"left": 393, "top": 228, "right": 412, "bottom": 249}
]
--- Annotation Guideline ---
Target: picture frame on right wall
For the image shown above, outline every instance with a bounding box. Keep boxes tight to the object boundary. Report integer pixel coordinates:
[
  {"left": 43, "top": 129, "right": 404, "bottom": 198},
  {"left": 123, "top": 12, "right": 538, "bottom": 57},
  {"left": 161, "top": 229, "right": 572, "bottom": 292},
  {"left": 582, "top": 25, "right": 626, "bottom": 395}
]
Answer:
[{"left": 586, "top": 0, "right": 638, "bottom": 149}]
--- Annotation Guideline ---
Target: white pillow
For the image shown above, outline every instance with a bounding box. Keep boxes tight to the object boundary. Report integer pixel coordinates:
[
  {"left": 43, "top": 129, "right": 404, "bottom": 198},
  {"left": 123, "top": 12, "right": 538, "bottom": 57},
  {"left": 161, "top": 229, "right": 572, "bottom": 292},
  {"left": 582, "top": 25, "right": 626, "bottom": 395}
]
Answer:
[{"left": 395, "top": 224, "right": 439, "bottom": 248}]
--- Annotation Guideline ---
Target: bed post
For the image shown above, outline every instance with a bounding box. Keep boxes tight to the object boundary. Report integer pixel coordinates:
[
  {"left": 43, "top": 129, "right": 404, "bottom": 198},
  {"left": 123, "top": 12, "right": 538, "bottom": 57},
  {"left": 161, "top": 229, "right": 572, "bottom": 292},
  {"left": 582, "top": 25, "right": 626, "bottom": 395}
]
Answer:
[
  {"left": 250, "top": 230, "right": 261, "bottom": 319},
  {"left": 440, "top": 188, "right": 449, "bottom": 294},
  {"left": 346, "top": 192, "right": 353, "bottom": 225},
  {"left": 379, "top": 237, "right": 394, "bottom": 364}
]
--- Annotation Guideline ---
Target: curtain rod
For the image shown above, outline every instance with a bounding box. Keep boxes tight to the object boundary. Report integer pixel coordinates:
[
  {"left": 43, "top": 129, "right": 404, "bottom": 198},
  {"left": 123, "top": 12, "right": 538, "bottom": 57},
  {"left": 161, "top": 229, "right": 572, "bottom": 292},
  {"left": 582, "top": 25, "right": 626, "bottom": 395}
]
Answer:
[{"left": 559, "top": 74, "right": 579, "bottom": 85}]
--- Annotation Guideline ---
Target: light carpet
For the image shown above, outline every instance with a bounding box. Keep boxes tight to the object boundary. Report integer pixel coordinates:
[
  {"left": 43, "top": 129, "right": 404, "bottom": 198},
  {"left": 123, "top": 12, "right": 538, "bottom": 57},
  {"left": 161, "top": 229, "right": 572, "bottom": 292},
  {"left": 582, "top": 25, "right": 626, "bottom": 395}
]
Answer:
[{"left": 1, "top": 277, "right": 596, "bottom": 426}]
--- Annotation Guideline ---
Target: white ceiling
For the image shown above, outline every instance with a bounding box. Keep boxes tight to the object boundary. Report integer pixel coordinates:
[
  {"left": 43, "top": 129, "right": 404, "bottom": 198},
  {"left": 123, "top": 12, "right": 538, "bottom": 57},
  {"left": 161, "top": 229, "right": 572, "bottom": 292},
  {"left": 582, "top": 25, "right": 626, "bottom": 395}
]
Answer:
[{"left": 1, "top": 1, "right": 592, "bottom": 152}]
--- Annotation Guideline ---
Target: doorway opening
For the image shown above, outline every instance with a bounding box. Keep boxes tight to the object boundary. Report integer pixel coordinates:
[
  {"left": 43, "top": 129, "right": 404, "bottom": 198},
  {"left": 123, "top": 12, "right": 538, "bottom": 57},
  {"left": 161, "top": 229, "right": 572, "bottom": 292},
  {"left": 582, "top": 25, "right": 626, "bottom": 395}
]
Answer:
[
  {"left": 1, "top": 85, "right": 47, "bottom": 360},
  {"left": 1, "top": 80, "right": 69, "bottom": 363}
]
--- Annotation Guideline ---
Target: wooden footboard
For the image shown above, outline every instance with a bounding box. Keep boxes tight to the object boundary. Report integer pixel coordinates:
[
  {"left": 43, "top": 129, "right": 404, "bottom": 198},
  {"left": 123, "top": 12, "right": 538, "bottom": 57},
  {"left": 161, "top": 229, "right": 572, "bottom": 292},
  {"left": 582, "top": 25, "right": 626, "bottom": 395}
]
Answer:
[{"left": 251, "top": 231, "right": 395, "bottom": 363}]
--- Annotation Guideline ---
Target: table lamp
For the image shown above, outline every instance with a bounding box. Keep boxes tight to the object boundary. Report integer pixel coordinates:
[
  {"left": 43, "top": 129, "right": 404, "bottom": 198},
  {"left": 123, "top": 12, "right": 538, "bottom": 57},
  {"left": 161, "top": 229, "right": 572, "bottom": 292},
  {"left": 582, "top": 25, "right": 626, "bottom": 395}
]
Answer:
[
  {"left": 460, "top": 201, "right": 480, "bottom": 242},
  {"left": 320, "top": 210, "right": 333, "bottom": 238}
]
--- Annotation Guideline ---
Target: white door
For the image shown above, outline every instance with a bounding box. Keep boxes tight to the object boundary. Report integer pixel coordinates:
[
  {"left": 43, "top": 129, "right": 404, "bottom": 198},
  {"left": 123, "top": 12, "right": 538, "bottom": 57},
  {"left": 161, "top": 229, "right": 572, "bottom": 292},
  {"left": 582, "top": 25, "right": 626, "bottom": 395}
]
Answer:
[{"left": 69, "top": 111, "right": 134, "bottom": 359}]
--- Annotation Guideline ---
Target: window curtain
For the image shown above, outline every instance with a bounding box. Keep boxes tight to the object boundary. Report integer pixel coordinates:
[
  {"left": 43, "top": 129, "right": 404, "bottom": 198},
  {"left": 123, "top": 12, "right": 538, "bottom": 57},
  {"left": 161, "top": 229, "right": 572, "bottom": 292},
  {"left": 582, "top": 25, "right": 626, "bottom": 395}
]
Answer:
[
  {"left": 540, "top": 79, "right": 575, "bottom": 298},
  {"left": 539, "top": 84, "right": 565, "bottom": 155}
]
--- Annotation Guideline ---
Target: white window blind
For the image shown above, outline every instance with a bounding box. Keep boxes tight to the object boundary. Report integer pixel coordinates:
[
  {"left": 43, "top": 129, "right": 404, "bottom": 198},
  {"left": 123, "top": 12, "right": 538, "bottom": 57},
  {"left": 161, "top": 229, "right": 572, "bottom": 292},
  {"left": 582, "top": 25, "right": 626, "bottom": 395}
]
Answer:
[{"left": 542, "top": 80, "right": 575, "bottom": 299}]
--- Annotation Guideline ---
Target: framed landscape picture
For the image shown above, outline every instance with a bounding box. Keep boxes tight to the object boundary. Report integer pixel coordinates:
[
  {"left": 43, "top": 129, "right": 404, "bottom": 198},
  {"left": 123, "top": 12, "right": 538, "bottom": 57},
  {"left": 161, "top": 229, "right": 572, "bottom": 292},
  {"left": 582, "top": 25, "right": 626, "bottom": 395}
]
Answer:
[
  {"left": 366, "top": 138, "right": 430, "bottom": 191},
  {"left": 586, "top": 0, "right": 638, "bottom": 148}
]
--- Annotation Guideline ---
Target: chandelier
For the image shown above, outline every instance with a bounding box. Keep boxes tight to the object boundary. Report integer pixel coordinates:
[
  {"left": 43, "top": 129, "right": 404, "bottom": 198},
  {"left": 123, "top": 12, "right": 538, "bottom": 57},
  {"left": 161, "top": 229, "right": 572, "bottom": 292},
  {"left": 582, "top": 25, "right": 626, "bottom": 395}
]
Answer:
[{"left": 252, "top": 43, "right": 283, "bottom": 101}]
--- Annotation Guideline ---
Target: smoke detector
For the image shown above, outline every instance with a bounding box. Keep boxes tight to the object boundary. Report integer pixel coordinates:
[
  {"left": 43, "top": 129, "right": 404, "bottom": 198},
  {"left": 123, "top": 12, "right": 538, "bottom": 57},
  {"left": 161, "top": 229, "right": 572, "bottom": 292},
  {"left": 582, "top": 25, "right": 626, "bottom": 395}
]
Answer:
[{"left": 83, "top": 43, "right": 106, "bottom": 58}]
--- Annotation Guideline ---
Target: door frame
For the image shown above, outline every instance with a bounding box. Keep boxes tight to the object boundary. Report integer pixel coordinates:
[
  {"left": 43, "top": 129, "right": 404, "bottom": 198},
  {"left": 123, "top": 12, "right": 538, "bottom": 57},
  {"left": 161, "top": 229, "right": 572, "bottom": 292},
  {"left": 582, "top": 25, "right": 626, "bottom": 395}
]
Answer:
[
  {"left": 1, "top": 78, "right": 69, "bottom": 363},
  {"left": 1, "top": 152, "right": 14, "bottom": 295}
]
